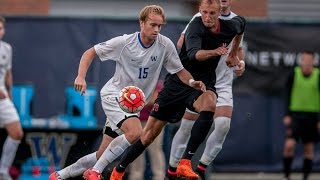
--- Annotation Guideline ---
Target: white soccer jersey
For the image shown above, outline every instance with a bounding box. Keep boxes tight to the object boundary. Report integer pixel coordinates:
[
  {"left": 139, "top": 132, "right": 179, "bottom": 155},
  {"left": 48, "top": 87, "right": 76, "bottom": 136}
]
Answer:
[
  {"left": 0, "top": 41, "right": 12, "bottom": 92},
  {"left": 95, "top": 32, "right": 184, "bottom": 103},
  {"left": 181, "top": 12, "right": 244, "bottom": 89},
  {"left": 0, "top": 40, "right": 19, "bottom": 124}
]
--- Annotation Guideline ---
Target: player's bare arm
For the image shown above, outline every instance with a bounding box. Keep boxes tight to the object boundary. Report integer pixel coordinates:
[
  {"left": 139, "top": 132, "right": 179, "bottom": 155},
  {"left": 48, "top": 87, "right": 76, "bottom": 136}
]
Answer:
[
  {"left": 233, "top": 47, "right": 245, "bottom": 76},
  {"left": 177, "top": 34, "right": 185, "bottom": 49},
  {"left": 226, "top": 33, "right": 243, "bottom": 67},
  {"left": 195, "top": 46, "right": 228, "bottom": 61},
  {"left": 176, "top": 68, "right": 206, "bottom": 92},
  {"left": 74, "top": 47, "right": 96, "bottom": 95}
]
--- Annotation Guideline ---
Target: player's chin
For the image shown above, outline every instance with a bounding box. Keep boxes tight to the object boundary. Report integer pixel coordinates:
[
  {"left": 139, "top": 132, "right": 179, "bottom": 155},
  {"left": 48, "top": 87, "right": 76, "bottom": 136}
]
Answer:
[
  {"left": 204, "top": 23, "right": 213, "bottom": 28},
  {"left": 151, "top": 34, "right": 158, "bottom": 39}
]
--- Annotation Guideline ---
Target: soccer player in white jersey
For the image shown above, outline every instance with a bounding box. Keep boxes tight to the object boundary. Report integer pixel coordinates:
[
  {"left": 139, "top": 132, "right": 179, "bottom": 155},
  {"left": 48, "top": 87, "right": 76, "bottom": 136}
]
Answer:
[
  {"left": 49, "top": 5, "right": 205, "bottom": 180},
  {"left": 0, "top": 16, "right": 24, "bottom": 180},
  {"left": 166, "top": 0, "right": 246, "bottom": 179},
  {"left": 110, "top": 0, "right": 245, "bottom": 179}
]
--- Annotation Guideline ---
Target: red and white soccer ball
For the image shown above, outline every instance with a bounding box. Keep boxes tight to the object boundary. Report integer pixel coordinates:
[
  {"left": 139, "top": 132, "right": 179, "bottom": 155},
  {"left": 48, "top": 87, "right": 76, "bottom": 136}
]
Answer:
[{"left": 118, "top": 86, "right": 146, "bottom": 113}]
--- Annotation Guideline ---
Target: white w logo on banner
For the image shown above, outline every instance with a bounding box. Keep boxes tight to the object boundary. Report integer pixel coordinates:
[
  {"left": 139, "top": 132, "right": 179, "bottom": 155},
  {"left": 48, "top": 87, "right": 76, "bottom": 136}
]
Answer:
[{"left": 25, "top": 133, "right": 77, "bottom": 168}]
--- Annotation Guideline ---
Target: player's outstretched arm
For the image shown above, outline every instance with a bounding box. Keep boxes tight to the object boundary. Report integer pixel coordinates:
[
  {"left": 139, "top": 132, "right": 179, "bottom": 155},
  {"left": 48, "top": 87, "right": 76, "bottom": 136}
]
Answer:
[
  {"left": 176, "top": 68, "right": 206, "bottom": 92},
  {"left": 226, "top": 34, "right": 243, "bottom": 67},
  {"left": 195, "top": 46, "right": 228, "bottom": 62},
  {"left": 74, "top": 47, "right": 96, "bottom": 95},
  {"left": 177, "top": 34, "right": 184, "bottom": 49}
]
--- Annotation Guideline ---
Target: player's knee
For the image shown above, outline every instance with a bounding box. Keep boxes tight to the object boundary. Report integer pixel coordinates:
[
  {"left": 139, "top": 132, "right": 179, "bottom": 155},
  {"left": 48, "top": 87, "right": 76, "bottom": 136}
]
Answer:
[
  {"left": 142, "top": 137, "right": 154, "bottom": 146},
  {"left": 285, "top": 139, "right": 296, "bottom": 147},
  {"left": 284, "top": 142, "right": 295, "bottom": 154},
  {"left": 8, "top": 129, "right": 24, "bottom": 140},
  {"left": 304, "top": 151, "right": 314, "bottom": 159},
  {"left": 206, "top": 103, "right": 216, "bottom": 112},
  {"left": 197, "top": 92, "right": 217, "bottom": 112},
  {"left": 125, "top": 131, "right": 142, "bottom": 144},
  {"left": 200, "top": 100, "right": 216, "bottom": 112},
  {"left": 15, "top": 131, "right": 24, "bottom": 140},
  {"left": 141, "top": 134, "right": 154, "bottom": 146}
]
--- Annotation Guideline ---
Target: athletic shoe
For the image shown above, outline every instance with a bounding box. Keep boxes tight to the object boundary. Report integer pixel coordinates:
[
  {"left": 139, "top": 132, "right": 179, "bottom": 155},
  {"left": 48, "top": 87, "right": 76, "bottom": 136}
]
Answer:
[
  {"left": 110, "top": 168, "right": 124, "bottom": 180},
  {"left": 194, "top": 168, "right": 206, "bottom": 180},
  {"left": 49, "top": 172, "right": 63, "bottom": 180},
  {"left": 0, "top": 173, "right": 12, "bottom": 180},
  {"left": 164, "top": 169, "right": 177, "bottom": 180},
  {"left": 176, "top": 159, "right": 199, "bottom": 180},
  {"left": 83, "top": 168, "right": 102, "bottom": 180}
]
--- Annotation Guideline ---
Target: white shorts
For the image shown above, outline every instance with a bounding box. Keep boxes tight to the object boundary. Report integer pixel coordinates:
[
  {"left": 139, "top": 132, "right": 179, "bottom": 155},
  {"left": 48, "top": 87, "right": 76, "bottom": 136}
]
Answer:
[
  {"left": 216, "top": 86, "right": 233, "bottom": 107},
  {"left": 186, "top": 86, "right": 233, "bottom": 114},
  {"left": 101, "top": 96, "right": 139, "bottom": 134},
  {"left": 0, "top": 98, "right": 20, "bottom": 126}
]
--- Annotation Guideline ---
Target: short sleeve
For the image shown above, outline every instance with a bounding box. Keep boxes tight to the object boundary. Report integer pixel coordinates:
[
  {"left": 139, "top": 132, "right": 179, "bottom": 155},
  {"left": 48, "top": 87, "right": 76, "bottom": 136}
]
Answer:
[
  {"left": 163, "top": 39, "right": 184, "bottom": 74},
  {"left": 184, "top": 20, "right": 203, "bottom": 61},
  {"left": 232, "top": 16, "right": 246, "bottom": 35},
  {"left": 181, "top": 12, "right": 201, "bottom": 35},
  {"left": 94, "top": 35, "right": 125, "bottom": 62}
]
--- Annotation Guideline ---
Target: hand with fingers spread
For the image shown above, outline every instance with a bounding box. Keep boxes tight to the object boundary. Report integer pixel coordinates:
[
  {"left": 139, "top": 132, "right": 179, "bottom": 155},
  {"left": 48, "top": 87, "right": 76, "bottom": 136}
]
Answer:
[
  {"left": 212, "top": 46, "right": 228, "bottom": 57},
  {"left": 74, "top": 76, "right": 87, "bottom": 95},
  {"left": 189, "top": 80, "right": 206, "bottom": 92}
]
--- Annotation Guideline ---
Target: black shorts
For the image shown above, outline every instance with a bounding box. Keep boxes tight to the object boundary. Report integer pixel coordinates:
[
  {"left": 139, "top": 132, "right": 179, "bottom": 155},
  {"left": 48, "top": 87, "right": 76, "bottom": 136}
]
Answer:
[
  {"left": 286, "top": 113, "right": 319, "bottom": 144},
  {"left": 150, "top": 75, "right": 216, "bottom": 123}
]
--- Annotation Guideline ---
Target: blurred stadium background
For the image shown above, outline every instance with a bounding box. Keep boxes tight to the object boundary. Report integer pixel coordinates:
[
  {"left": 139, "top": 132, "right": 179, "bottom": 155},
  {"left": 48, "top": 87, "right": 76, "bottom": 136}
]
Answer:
[{"left": 0, "top": 0, "right": 320, "bottom": 179}]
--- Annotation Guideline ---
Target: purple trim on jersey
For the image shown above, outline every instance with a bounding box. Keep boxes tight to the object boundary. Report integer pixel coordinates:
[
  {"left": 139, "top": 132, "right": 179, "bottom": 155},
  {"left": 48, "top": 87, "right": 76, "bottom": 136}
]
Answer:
[
  {"left": 220, "top": 12, "right": 231, "bottom": 17},
  {"left": 138, "top": 33, "right": 154, "bottom": 49}
]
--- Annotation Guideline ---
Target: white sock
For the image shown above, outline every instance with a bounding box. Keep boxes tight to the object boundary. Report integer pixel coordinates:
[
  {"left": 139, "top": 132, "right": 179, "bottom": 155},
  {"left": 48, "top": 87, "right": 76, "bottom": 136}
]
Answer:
[
  {"left": 200, "top": 116, "right": 231, "bottom": 165},
  {"left": 0, "top": 136, "right": 20, "bottom": 174},
  {"left": 169, "top": 119, "right": 194, "bottom": 167},
  {"left": 58, "top": 152, "right": 97, "bottom": 179},
  {"left": 93, "top": 134, "right": 131, "bottom": 173}
]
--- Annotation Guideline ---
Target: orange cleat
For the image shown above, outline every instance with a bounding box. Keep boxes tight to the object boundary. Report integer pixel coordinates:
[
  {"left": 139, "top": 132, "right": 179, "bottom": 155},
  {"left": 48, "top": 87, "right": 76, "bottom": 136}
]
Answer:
[
  {"left": 176, "top": 159, "right": 199, "bottom": 180},
  {"left": 83, "top": 168, "right": 102, "bottom": 180},
  {"left": 110, "top": 167, "right": 125, "bottom": 180},
  {"left": 48, "top": 172, "right": 63, "bottom": 180}
]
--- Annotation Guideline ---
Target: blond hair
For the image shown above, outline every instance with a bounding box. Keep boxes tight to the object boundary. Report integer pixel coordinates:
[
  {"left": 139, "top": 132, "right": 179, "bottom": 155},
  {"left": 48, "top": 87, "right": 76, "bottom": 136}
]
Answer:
[
  {"left": 199, "top": 0, "right": 220, "bottom": 7},
  {"left": 139, "top": 5, "right": 166, "bottom": 24}
]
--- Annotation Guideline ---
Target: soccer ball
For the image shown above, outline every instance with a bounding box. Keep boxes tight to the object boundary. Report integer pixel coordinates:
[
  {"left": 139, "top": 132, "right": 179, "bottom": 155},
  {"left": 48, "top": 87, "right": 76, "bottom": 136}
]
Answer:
[{"left": 118, "top": 86, "right": 145, "bottom": 113}]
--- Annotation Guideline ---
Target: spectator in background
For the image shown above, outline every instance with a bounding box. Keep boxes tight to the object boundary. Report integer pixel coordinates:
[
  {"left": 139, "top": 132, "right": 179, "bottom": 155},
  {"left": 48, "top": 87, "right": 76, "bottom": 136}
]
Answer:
[
  {"left": 129, "top": 80, "right": 165, "bottom": 180},
  {"left": 0, "top": 16, "right": 24, "bottom": 180},
  {"left": 282, "top": 50, "right": 320, "bottom": 180}
]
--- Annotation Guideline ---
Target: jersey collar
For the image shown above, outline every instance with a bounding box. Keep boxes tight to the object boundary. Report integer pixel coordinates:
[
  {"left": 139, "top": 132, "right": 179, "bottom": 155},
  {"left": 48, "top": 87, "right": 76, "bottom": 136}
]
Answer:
[{"left": 138, "top": 33, "right": 155, "bottom": 49}]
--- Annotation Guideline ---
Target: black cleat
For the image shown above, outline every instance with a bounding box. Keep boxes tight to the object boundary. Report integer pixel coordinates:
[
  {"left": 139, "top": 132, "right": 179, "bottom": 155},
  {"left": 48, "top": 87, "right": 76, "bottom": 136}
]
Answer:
[
  {"left": 164, "top": 171, "right": 177, "bottom": 180},
  {"left": 194, "top": 168, "right": 206, "bottom": 180}
]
